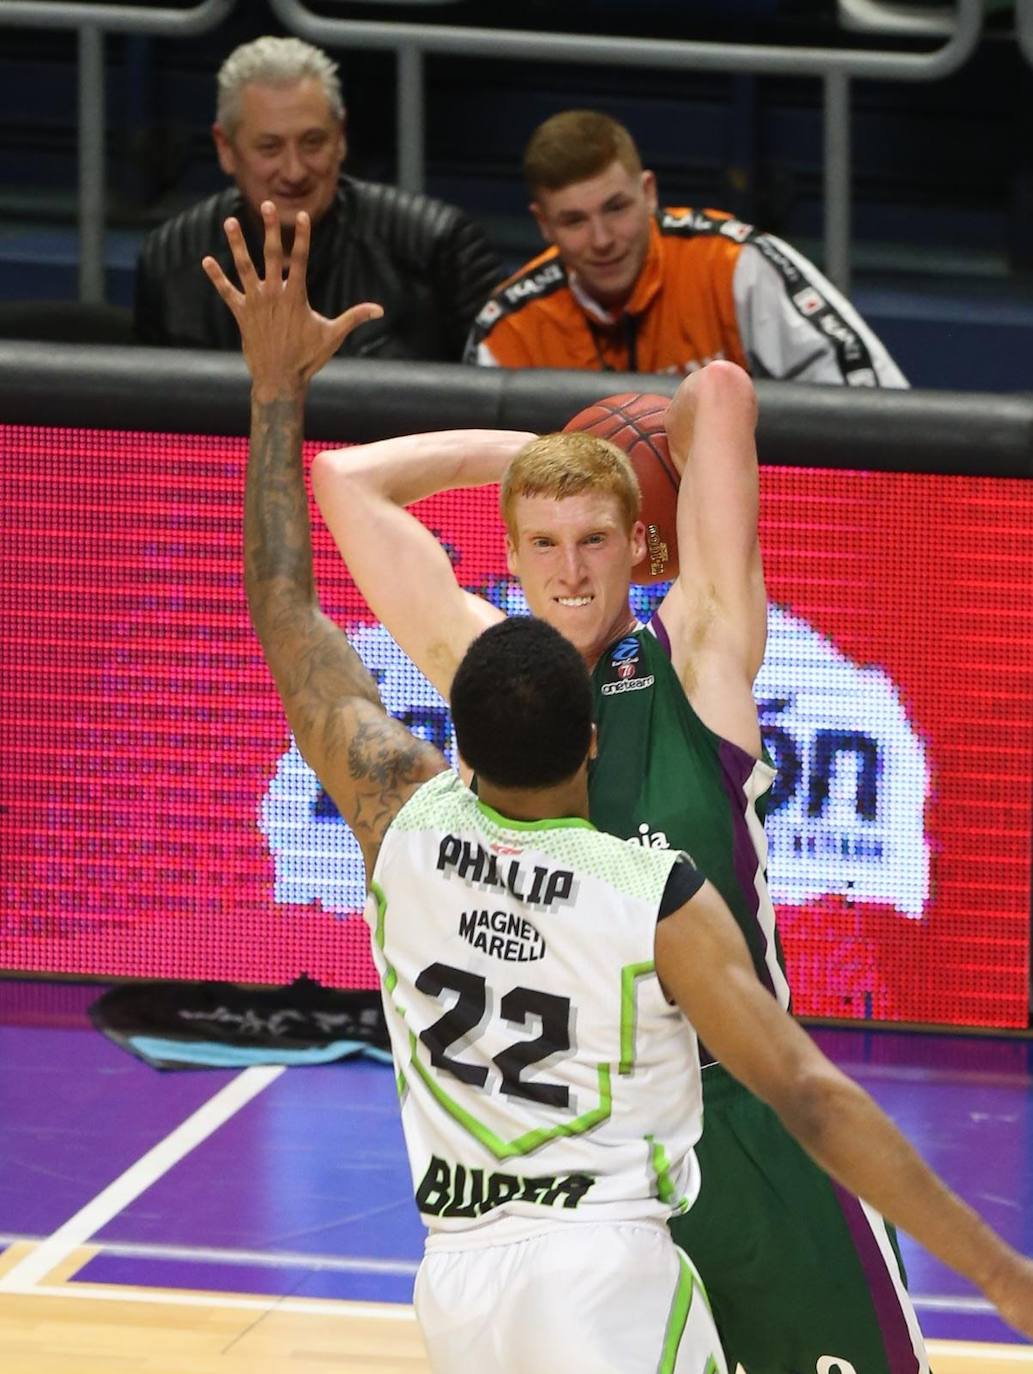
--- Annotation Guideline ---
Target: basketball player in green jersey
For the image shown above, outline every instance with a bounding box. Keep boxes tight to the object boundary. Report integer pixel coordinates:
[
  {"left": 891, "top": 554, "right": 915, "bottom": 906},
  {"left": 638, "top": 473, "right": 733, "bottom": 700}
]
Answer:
[
  {"left": 309, "top": 315, "right": 922, "bottom": 1374},
  {"left": 207, "top": 204, "right": 960, "bottom": 1374}
]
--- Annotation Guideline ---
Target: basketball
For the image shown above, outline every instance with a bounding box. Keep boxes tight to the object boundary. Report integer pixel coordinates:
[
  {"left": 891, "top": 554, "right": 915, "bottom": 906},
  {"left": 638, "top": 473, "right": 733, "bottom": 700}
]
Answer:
[{"left": 563, "top": 392, "right": 680, "bottom": 585}]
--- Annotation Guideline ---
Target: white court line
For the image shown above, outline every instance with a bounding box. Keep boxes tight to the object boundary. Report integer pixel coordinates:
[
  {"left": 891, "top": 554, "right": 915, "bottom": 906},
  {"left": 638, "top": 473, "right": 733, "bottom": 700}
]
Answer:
[
  {"left": 0, "top": 1233, "right": 419, "bottom": 1277},
  {"left": 913, "top": 1293, "right": 995, "bottom": 1313},
  {"left": 0, "top": 1064, "right": 284, "bottom": 1292},
  {"left": 0, "top": 1232, "right": 995, "bottom": 1303},
  {"left": 0, "top": 1282, "right": 415, "bottom": 1320}
]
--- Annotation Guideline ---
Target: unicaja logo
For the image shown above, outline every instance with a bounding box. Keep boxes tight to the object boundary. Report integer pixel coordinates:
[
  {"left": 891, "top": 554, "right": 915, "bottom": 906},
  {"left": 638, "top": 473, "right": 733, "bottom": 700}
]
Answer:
[{"left": 756, "top": 607, "right": 930, "bottom": 918}]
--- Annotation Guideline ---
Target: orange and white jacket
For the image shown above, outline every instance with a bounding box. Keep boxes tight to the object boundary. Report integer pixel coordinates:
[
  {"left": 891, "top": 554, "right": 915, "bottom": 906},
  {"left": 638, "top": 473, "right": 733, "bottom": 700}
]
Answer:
[{"left": 465, "top": 208, "right": 907, "bottom": 387}]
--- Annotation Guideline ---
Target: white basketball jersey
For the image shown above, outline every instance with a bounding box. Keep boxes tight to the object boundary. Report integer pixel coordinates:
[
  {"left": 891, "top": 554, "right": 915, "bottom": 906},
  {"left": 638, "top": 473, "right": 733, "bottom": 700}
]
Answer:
[{"left": 366, "top": 771, "right": 705, "bottom": 1236}]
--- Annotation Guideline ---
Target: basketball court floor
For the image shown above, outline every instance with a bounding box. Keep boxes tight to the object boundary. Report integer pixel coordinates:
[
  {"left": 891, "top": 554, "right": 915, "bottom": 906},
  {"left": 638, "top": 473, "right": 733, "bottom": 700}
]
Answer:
[{"left": 1, "top": 979, "right": 1030, "bottom": 1373}]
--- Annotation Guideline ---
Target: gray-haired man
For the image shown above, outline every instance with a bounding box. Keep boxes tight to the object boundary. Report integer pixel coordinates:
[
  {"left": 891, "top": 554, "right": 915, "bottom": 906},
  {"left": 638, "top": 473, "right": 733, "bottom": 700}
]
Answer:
[{"left": 134, "top": 35, "right": 503, "bottom": 359}]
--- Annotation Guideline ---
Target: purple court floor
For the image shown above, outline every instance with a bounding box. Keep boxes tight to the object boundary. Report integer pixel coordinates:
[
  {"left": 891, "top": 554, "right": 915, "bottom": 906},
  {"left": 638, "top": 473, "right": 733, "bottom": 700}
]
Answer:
[{"left": 1, "top": 980, "right": 1031, "bottom": 1346}]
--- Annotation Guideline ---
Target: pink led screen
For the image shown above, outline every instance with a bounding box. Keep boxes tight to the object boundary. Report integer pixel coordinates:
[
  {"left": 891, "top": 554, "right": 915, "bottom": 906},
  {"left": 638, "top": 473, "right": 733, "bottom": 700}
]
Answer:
[{"left": 2, "top": 425, "right": 1031, "bottom": 1026}]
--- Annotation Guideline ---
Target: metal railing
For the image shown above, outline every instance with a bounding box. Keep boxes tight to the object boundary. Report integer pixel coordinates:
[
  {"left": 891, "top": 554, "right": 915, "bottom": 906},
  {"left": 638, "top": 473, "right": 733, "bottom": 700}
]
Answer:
[
  {"left": 0, "top": 0, "right": 999, "bottom": 302},
  {"left": 0, "top": 0, "right": 235, "bottom": 304},
  {"left": 269, "top": 0, "right": 987, "bottom": 295}
]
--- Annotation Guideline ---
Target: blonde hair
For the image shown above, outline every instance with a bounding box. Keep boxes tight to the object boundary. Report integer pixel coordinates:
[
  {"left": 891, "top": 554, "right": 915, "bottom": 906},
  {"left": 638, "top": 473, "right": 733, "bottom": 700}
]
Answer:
[
  {"left": 216, "top": 36, "right": 344, "bottom": 136},
  {"left": 500, "top": 432, "right": 641, "bottom": 538},
  {"left": 523, "top": 110, "right": 642, "bottom": 195}
]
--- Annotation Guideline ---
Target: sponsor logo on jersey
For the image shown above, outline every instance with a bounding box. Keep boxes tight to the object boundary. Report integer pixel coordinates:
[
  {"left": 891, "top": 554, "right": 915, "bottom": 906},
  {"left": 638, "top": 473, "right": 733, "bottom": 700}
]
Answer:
[
  {"left": 502, "top": 261, "right": 565, "bottom": 307},
  {"left": 719, "top": 218, "right": 753, "bottom": 243},
  {"left": 611, "top": 636, "right": 640, "bottom": 665},
  {"left": 846, "top": 367, "right": 878, "bottom": 387},
  {"left": 416, "top": 1154, "right": 595, "bottom": 1218},
  {"left": 756, "top": 606, "right": 930, "bottom": 918},
  {"left": 819, "top": 313, "right": 864, "bottom": 362},
  {"left": 437, "top": 835, "right": 579, "bottom": 912},
  {"left": 756, "top": 236, "right": 802, "bottom": 284},
  {"left": 475, "top": 298, "right": 502, "bottom": 328},
  {"left": 793, "top": 287, "right": 825, "bottom": 317},
  {"left": 627, "top": 822, "right": 672, "bottom": 850},
  {"left": 660, "top": 208, "right": 726, "bottom": 235},
  {"left": 602, "top": 635, "right": 656, "bottom": 695},
  {"left": 457, "top": 909, "right": 546, "bottom": 962},
  {"left": 601, "top": 675, "right": 655, "bottom": 696}
]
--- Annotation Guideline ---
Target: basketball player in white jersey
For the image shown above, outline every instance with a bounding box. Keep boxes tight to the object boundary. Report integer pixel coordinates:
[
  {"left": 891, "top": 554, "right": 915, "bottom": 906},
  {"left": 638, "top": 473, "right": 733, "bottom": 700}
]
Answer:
[{"left": 211, "top": 205, "right": 1033, "bottom": 1373}]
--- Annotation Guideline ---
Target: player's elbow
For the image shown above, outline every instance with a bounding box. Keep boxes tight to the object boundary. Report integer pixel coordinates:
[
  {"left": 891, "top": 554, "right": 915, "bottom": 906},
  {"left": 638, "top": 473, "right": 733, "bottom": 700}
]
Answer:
[
  {"left": 696, "top": 359, "right": 758, "bottom": 418},
  {"left": 311, "top": 448, "right": 378, "bottom": 527},
  {"left": 312, "top": 446, "right": 354, "bottom": 496},
  {"left": 769, "top": 1061, "right": 852, "bottom": 1158}
]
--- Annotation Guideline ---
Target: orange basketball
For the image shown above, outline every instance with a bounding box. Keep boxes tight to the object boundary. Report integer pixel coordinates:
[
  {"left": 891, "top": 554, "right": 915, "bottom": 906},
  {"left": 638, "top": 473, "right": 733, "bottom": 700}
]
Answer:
[{"left": 563, "top": 392, "right": 679, "bottom": 585}]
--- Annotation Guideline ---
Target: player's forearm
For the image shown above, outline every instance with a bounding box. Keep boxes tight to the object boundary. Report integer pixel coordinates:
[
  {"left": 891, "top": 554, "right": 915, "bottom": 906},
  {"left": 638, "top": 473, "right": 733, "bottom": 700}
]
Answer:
[
  {"left": 246, "top": 394, "right": 383, "bottom": 717},
  {"left": 778, "top": 1066, "right": 1021, "bottom": 1296},
  {"left": 244, "top": 393, "right": 318, "bottom": 632},
  {"left": 314, "top": 429, "right": 534, "bottom": 507}
]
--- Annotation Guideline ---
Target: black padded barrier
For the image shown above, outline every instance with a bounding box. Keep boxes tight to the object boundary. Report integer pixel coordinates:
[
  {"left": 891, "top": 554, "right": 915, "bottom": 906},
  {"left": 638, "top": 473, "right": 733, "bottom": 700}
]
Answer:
[{"left": 1, "top": 342, "right": 1032, "bottom": 478}]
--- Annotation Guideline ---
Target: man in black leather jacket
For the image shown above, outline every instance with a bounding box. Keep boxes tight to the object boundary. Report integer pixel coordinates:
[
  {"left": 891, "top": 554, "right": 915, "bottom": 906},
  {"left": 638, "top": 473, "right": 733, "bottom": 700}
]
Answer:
[{"left": 133, "top": 35, "right": 504, "bottom": 361}]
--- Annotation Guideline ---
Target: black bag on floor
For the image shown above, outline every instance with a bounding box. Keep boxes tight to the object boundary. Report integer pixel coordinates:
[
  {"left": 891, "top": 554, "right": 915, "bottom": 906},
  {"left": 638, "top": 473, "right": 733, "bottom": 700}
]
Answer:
[{"left": 89, "top": 974, "right": 390, "bottom": 1070}]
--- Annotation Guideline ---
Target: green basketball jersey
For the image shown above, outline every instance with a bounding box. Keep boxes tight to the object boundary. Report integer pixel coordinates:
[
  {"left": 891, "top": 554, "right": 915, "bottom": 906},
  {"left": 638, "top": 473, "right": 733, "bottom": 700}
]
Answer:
[{"left": 589, "top": 619, "right": 790, "bottom": 1012}]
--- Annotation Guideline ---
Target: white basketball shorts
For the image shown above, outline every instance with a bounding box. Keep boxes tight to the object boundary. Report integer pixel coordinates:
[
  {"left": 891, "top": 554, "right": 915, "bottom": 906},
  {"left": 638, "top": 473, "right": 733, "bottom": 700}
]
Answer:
[{"left": 414, "top": 1219, "right": 727, "bottom": 1374}]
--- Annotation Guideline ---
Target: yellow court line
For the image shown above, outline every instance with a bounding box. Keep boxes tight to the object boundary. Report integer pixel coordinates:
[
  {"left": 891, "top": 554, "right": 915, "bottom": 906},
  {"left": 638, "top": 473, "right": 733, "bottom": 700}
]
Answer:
[
  {"left": 8, "top": 1273, "right": 1033, "bottom": 1358},
  {"left": 35, "top": 1243, "right": 101, "bottom": 1286},
  {"left": 6, "top": 1277, "right": 418, "bottom": 1321},
  {"left": 927, "top": 1341, "right": 1033, "bottom": 1364},
  {"left": 0, "top": 1243, "right": 34, "bottom": 1279}
]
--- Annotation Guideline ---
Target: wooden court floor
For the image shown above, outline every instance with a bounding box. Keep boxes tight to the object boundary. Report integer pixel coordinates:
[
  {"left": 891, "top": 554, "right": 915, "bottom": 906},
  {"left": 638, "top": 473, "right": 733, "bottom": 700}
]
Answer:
[
  {"left": 2, "top": 1000, "right": 1031, "bottom": 1374},
  {"left": 1, "top": 1241, "right": 1030, "bottom": 1374}
]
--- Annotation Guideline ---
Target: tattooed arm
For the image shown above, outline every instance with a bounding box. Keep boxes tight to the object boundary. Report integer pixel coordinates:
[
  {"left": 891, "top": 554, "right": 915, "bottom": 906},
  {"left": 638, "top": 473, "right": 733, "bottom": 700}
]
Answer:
[{"left": 205, "top": 202, "right": 447, "bottom": 875}]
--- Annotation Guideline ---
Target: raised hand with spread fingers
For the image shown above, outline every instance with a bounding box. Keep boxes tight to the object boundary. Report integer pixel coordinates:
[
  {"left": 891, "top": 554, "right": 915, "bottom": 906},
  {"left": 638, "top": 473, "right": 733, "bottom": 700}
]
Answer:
[{"left": 202, "top": 199, "right": 382, "bottom": 401}]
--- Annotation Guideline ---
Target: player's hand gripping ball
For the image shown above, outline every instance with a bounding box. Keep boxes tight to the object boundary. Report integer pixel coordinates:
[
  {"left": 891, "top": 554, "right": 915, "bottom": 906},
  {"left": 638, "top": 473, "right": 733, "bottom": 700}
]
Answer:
[{"left": 563, "top": 393, "right": 679, "bottom": 585}]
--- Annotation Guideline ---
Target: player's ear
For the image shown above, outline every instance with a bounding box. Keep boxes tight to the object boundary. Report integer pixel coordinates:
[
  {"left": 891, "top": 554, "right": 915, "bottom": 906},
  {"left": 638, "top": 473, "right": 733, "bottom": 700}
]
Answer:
[
  {"left": 641, "top": 170, "right": 658, "bottom": 214},
  {"left": 212, "top": 123, "right": 236, "bottom": 177},
  {"left": 588, "top": 724, "right": 599, "bottom": 762},
  {"left": 505, "top": 530, "right": 519, "bottom": 576},
  {"left": 630, "top": 518, "right": 647, "bottom": 567},
  {"left": 529, "top": 200, "right": 553, "bottom": 245},
  {"left": 336, "top": 111, "right": 348, "bottom": 166}
]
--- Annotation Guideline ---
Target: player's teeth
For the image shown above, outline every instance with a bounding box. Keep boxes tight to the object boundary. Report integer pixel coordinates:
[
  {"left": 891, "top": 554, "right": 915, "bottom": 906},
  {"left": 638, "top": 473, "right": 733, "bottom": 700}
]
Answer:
[{"left": 558, "top": 597, "right": 591, "bottom": 606}]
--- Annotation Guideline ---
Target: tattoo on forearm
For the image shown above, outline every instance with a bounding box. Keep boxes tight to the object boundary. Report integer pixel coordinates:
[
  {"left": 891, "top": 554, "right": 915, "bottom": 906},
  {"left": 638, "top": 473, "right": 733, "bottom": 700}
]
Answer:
[
  {"left": 245, "top": 397, "right": 314, "bottom": 597},
  {"left": 245, "top": 393, "right": 402, "bottom": 817}
]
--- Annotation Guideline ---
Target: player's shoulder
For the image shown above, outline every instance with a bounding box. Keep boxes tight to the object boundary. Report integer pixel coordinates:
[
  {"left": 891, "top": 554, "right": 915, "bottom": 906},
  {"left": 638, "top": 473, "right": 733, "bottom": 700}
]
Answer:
[
  {"left": 551, "top": 820, "right": 685, "bottom": 905},
  {"left": 658, "top": 206, "right": 758, "bottom": 249},
  {"left": 387, "top": 769, "right": 469, "bottom": 835},
  {"left": 469, "top": 246, "right": 569, "bottom": 332},
  {"left": 391, "top": 773, "right": 680, "bottom": 902}
]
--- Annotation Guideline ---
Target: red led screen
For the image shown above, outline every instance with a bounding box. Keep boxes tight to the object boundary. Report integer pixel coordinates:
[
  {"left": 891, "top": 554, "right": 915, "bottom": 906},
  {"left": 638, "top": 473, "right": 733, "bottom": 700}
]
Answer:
[{"left": 2, "top": 425, "right": 1031, "bottom": 1026}]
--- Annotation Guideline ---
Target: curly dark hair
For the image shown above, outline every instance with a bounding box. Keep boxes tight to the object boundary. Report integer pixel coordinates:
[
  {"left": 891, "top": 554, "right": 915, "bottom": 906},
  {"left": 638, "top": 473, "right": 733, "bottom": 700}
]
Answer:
[{"left": 451, "top": 617, "right": 593, "bottom": 789}]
